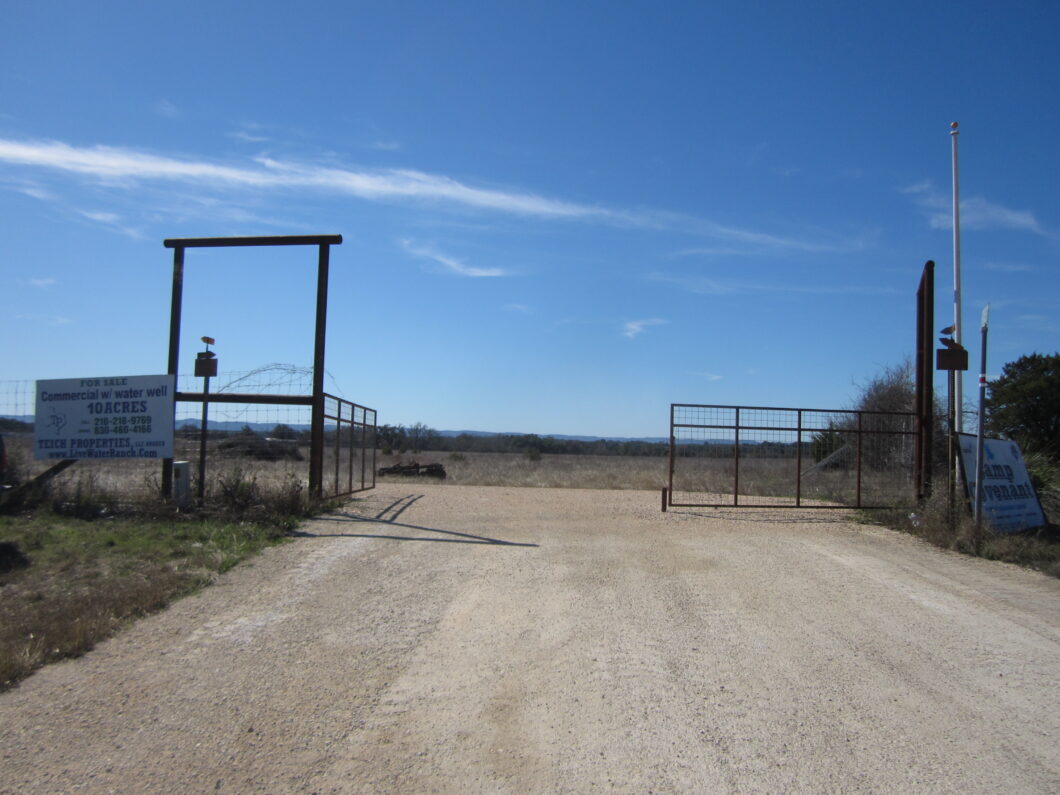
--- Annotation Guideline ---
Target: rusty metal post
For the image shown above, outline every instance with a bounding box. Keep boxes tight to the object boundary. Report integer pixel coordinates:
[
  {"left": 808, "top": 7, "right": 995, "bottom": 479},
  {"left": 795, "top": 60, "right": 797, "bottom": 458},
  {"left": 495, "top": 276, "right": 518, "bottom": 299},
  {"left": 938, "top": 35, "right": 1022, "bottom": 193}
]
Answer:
[
  {"left": 795, "top": 409, "right": 803, "bottom": 507},
  {"left": 856, "top": 412, "right": 863, "bottom": 508},
  {"left": 161, "top": 245, "right": 185, "bottom": 498},
  {"left": 915, "top": 260, "right": 935, "bottom": 500},
  {"left": 370, "top": 413, "right": 378, "bottom": 489},
  {"left": 334, "top": 401, "right": 342, "bottom": 495},
  {"left": 359, "top": 411, "right": 367, "bottom": 491},
  {"left": 733, "top": 407, "right": 741, "bottom": 507},
  {"left": 947, "top": 369, "right": 956, "bottom": 525},
  {"left": 661, "top": 487, "right": 668, "bottom": 512},
  {"left": 308, "top": 243, "right": 331, "bottom": 499},
  {"left": 667, "top": 404, "right": 676, "bottom": 506},
  {"left": 197, "top": 364, "right": 210, "bottom": 506}
]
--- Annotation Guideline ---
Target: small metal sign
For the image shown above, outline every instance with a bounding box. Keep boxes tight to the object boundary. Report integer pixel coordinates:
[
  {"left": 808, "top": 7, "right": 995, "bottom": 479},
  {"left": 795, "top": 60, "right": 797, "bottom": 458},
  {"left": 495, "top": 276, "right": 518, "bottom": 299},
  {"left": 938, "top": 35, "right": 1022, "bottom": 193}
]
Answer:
[
  {"left": 936, "top": 347, "right": 969, "bottom": 371},
  {"left": 936, "top": 338, "right": 969, "bottom": 371},
  {"left": 194, "top": 350, "right": 217, "bottom": 378},
  {"left": 34, "top": 374, "right": 175, "bottom": 461}
]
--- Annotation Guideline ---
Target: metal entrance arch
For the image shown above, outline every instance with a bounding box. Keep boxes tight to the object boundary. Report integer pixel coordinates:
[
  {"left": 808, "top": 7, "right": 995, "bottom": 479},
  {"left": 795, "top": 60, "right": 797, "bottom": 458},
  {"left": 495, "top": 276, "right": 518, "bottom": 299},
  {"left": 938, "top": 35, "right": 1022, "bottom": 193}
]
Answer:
[
  {"left": 666, "top": 403, "right": 918, "bottom": 509},
  {"left": 160, "top": 235, "right": 350, "bottom": 500}
]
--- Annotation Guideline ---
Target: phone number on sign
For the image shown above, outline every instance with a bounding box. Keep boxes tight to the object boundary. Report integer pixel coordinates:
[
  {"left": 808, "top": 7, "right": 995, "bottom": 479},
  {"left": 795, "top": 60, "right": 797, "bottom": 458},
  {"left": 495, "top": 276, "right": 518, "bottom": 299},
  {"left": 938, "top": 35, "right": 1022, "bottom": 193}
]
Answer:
[{"left": 93, "top": 416, "right": 153, "bottom": 435}]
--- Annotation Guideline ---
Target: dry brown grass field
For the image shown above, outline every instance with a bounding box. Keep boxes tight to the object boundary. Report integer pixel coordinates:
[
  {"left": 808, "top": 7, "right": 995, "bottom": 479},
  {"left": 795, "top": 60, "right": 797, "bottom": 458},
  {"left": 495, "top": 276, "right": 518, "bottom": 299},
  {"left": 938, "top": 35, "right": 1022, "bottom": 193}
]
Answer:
[
  {"left": 4, "top": 431, "right": 911, "bottom": 507},
  {"left": 3, "top": 434, "right": 312, "bottom": 505},
  {"left": 377, "top": 449, "right": 914, "bottom": 508},
  {"left": 379, "top": 450, "right": 669, "bottom": 491}
]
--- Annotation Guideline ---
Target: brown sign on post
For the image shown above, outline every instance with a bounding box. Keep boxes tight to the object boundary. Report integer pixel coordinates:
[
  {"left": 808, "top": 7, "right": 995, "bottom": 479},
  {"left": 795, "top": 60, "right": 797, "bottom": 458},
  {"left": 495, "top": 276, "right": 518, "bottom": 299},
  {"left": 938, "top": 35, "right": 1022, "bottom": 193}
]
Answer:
[
  {"left": 194, "top": 351, "right": 217, "bottom": 378},
  {"left": 936, "top": 344, "right": 969, "bottom": 371}
]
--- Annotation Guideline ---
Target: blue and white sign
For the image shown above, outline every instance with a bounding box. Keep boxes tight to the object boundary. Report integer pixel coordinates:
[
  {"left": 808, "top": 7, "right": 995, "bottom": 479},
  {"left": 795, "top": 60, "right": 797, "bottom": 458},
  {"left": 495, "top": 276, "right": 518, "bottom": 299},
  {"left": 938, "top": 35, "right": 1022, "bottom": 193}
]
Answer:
[
  {"left": 957, "top": 434, "right": 1046, "bottom": 533},
  {"left": 35, "top": 374, "right": 175, "bottom": 461}
]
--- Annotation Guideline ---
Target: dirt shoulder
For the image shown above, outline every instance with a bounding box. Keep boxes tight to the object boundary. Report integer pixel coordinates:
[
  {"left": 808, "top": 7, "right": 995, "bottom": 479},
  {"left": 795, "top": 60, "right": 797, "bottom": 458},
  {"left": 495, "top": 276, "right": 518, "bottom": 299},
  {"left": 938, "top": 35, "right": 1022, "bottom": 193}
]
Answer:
[{"left": 2, "top": 484, "right": 1058, "bottom": 793}]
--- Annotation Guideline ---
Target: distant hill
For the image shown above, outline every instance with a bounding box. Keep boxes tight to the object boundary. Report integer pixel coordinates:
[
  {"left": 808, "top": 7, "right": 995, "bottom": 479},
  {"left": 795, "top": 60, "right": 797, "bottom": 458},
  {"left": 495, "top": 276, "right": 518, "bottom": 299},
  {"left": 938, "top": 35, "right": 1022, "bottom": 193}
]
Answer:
[
  {"left": 2, "top": 416, "right": 738, "bottom": 444},
  {"left": 436, "top": 429, "right": 674, "bottom": 444},
  {"left": 436, "top": 430, "right": 743, "bottom": 446}
]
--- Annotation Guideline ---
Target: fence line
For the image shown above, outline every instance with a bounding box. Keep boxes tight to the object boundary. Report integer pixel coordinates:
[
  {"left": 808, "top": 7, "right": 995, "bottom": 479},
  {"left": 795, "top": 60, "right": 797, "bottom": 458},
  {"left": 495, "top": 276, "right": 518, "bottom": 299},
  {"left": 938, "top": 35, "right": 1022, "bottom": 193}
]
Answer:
[{"left": 1, "top": 371, "right": 377, "bottom": 503}]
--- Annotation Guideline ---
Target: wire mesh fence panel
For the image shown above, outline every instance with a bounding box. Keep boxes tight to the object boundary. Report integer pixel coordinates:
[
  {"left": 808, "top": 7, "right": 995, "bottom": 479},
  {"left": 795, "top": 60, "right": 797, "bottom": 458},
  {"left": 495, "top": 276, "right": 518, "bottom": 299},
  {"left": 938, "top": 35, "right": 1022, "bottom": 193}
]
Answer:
[
  {"left": 669, "top": 404, "right": 917, "bottom": 508},
  {"left": 1, "top": 380, "right": 59, "bottom": 485},
  {"left": 322, "top": 395, "right": 376, "bottom": 499},
  {"left": 176, "top": 367, "right": 315, "bottom": 429}
]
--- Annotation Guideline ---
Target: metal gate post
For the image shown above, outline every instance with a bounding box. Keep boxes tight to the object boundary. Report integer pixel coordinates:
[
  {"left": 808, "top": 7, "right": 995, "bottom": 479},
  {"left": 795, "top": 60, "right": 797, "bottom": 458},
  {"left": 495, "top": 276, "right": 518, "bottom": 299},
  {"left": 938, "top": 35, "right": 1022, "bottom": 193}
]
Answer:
[
  {"left": 359, "top": 413, "right": 367, "bottom": 491},
  {"left": 309, "top": 243, "right": 331, "bottom": 499},
  {"left": 856, "top": 412, "right": 864, "bottom": 508},
  {"left": 162, "top": 244, "right": 185, "bottom": 498},
  {"left": 915, "top": 260, "right": 935, "bottom": 500},
  {"left": 733, "top": 407, "right": 741, "bottom": 506},
  {"left": 667, "top": 404, "right": 676, "bottom": 508}
]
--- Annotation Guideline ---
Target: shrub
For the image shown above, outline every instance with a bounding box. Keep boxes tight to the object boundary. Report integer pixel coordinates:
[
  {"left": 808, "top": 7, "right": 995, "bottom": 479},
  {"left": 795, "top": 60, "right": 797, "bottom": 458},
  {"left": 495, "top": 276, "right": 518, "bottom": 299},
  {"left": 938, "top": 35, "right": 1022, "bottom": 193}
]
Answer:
[
  {"left": 217, "top": 427, "right": 303, "bottom": 461},
  {"left": 215, "top": 466, "right": 261, "bottom": 514}
]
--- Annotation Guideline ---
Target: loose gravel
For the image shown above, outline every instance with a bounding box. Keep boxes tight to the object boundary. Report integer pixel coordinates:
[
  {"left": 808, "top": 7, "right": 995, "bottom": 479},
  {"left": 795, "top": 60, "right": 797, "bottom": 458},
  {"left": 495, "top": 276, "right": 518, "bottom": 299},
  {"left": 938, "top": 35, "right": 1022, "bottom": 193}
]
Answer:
[{"left": 2, "top": 484, "right": 1058, "bottom": 793}]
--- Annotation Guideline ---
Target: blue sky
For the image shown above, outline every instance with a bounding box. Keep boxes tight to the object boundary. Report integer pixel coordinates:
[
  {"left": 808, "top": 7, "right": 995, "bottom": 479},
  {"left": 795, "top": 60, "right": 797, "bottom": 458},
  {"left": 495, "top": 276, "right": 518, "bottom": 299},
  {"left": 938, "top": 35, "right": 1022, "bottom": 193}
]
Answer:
[{"left": 2, "top": 1, "right": 1057, "bottom": 436}]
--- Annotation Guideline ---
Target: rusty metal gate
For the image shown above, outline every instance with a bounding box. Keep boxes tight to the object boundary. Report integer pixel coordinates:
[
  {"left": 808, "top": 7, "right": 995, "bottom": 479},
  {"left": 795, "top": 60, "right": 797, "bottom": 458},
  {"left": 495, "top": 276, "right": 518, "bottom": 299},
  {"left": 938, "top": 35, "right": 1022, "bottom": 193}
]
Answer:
[
  {"left": 322, "top": 394, "right": 377, "bottom": 498},
  {"left": 667, "top": 404, "right": 918, "bottom": 509}
]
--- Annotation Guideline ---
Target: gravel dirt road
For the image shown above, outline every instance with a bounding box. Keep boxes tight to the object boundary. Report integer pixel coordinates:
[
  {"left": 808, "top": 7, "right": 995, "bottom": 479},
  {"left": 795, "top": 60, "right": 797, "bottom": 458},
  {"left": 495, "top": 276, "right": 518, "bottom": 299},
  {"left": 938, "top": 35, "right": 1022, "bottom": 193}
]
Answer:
[{"left": 2, "top": 484, "right": 1058, "bottom": 793}]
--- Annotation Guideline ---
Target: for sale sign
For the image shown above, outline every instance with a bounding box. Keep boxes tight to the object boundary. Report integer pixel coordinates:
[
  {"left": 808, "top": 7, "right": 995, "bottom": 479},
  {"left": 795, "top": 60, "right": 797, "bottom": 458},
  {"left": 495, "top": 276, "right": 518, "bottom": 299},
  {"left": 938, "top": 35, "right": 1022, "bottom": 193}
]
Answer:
[
  {"left": 35, "top": 374, "right": 175, "bottom": 461},
  {"left": 957, "top": 434, "right": 1046, "bottom": 533}
]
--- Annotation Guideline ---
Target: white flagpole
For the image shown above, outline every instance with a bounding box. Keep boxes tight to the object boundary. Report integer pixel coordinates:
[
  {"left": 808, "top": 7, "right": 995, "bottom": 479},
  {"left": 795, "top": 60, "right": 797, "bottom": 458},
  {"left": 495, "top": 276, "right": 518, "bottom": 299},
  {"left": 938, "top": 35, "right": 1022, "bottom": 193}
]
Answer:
[{"left": 951, "top": 121, "right": 963, "bottom": 432}]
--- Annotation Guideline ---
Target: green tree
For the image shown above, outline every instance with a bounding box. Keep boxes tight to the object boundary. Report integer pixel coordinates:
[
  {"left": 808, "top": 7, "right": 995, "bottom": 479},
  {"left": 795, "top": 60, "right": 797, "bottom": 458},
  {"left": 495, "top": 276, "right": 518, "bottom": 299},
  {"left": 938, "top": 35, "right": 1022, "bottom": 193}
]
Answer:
[
  {"left": 376, "top": 424, "right": 406, "bottom": 453},
  {"left": 811, "top": 426, "right": 844, "bottom": 463},
  {"left": 986, "top": 352, "right": 1060, "bottom": 460},
  {"left": 270, "top": 423, "right": 298, "bottom": 440},
  {"left": 405, "top": 422, "right": 438, "bottom": 452}
]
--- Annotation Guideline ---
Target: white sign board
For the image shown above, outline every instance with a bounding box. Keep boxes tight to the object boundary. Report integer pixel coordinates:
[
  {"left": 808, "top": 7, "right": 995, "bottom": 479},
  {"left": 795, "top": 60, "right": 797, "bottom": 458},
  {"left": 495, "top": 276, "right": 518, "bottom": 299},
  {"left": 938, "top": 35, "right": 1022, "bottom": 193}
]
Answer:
[
  {"left": 957, "top": 434, "right": 1046, "bottom": 533},
  {"left": 35, "top": 375, "right": 175, "bottom": 461}
]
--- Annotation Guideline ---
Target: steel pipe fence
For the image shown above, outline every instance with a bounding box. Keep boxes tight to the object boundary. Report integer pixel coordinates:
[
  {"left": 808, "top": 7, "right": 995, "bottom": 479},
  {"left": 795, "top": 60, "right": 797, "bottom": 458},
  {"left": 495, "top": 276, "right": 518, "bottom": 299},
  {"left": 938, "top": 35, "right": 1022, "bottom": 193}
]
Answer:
[
  {"left": 322, "top": 394, "right": 376, "bottom": 499},
  {"left": 667, "top": 404, "right": 918, "bottom": 509}
]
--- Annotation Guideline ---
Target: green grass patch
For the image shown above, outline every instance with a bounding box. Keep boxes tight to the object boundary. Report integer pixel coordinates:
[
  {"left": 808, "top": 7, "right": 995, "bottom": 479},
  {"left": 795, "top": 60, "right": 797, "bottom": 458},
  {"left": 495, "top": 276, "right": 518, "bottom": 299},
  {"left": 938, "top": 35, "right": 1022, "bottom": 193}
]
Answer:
[{"left": 0, "top": 512, "right": 291, "bottom": 690}]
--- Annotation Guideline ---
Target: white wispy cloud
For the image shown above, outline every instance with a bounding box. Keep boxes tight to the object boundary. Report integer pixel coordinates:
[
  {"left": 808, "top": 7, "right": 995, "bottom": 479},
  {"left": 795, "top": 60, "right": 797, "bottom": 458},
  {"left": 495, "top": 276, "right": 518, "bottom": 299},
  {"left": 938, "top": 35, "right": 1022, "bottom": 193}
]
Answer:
[
  {"left": 27, "top": 277, "right": 57, "bottom": 288},
  {"left": 0, "top": 138, "right": 604, "bottom": 219},
  {"left": 227, "top": 130, "right": 269, "bottom": 143},
  {"left": 77, "top": 209, "right": 120, "bottom": 224},
  {"left": 671, "top": 246, "right": 762, "bottom": 258},
  {"left": 505, "top": 303, "right": 531, "bottom": 313},
  {"left": 648, "top": 272, "right": 896, "bottom": 296},
  {"left": 154, "top": 99, "right": 180, "bottom": 119},
  {"left": 74, "top": 208, "right": 143, "bottom": 238},
  {"left": 1016, "top": 314, "right": 1060, "bottom": 334},
  {"left": 901, "top": 180, "right": 1048, "bottom": 235},
  {"left": 984, "top": 261, "right": 1035, "bottom": 273},
  {"left": 0, "top": 137, "right": 849, "bottom": 250},
  {"left": 400, "top": 239, "right": 508, "bottom": 277},
  {"left": 15, "top": 184, "right": 55, "bottom": 201},
  {"left": 649, "top": 274, "right": 740, "bottom": 295},
  {"left": 693, "top": 372, "right": 724, "bottom": 381},
  {"left": 622, "top": 318, "right": 666, "bottom": 339},
  {"left": 634, "top": 209, "right": 853, "bottom": 253}
]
